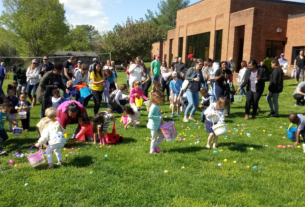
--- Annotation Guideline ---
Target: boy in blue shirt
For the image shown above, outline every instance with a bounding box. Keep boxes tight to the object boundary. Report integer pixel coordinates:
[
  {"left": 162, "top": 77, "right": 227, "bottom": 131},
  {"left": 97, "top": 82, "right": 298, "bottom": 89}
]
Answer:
[
  {"left": 0, "top": 101, "right": 18, "bottom": 155},
  {"left": 169, "top": 72, "right": 183, "bottom": 117}
]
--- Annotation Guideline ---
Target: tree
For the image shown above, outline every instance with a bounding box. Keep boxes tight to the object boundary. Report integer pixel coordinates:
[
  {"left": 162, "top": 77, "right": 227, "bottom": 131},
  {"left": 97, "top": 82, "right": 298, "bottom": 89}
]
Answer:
[
  {"left": 0, "top": 0, "right": 69, "bottom": 57},
  {"left": 145, "top": 0, "right": 190, "bottom": 32},
  {"left": 100, "top": 18, "right": 163, "bottom": 62},
  {"left": 62, "top": 25, "right": 101, "bottom": 52}
]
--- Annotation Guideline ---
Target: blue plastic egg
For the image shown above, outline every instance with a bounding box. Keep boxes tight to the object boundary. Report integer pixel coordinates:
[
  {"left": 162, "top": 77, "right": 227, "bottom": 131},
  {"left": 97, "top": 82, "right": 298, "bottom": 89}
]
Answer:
[{"left": 253, "top": 166, "right": 258, "bottom": 169}]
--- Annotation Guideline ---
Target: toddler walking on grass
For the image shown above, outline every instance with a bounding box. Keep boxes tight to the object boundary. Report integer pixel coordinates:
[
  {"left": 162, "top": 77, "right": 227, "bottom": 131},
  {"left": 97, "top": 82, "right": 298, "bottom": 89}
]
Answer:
[
  {"left": 147, "top": 90, "right": 165, "bottom": 154},
  {"left": 204, "top": 97, "right": 230, "bottom": 149}
]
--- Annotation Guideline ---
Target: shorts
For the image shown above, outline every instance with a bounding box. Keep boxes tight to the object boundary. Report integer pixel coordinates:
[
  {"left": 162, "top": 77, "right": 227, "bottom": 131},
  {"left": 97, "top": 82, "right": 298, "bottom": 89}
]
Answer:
[
  {"left": 170, "top": 94, "right": 180, "bottom": 107},
  {"left": 205, "top": 120, "right": 216, "bottom": 134}
]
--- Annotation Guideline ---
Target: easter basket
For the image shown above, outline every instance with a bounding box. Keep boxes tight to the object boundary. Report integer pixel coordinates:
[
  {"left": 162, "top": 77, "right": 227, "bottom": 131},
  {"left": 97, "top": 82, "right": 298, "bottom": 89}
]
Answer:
[
  {"left": 105, "top": 125, "right": 124, "bottom": 144},
  {"left": 160, "top": 121, "right": 178, "bottom": 141},
  {"left": 135, "top": 98, "right": 143, "bottom": 108},
  {"left": 19, "top": 111, "right": 27, "bottom": 119},
  {"left": 287, "top": 123, "right": 297, "bottom": 140},
  {"left": 212, "top": 115, "right": 227, "bottom": 136},
  {"left": 27, "top": 145, "right": 45, "bottom": 168},
  {"left": 234, "top": 95, "right": 243, "bottom": 102}
]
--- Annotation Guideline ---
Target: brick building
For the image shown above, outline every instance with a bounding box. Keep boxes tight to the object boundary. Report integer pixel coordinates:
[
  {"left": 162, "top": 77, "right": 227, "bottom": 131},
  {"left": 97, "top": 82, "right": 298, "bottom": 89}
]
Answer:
[{"left": 151, "top": 0, "right": 305, "bottom": 76}]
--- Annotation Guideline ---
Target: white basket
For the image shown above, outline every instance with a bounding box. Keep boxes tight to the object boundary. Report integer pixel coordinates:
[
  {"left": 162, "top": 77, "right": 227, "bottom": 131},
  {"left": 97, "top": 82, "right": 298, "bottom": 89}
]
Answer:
[{"left": 211, "top": 114, "right": 227, "bottom": 136}]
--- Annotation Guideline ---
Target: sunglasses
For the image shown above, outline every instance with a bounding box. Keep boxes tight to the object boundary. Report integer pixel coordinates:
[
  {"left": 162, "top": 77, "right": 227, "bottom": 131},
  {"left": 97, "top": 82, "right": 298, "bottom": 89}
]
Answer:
[
  {"left": 33, "top": 63, "right": 37, "bottom": 64},
  {"left": 43, "top": 59, "right": 48, "bottom": 60}
]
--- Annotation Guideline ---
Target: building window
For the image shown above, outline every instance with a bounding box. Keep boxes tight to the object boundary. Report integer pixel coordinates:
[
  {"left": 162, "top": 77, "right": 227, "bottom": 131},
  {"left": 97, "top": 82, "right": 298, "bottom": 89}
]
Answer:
[
  {"left": 214, "top": 30, "right": 223, "bottom": 62},
  {"left": 186, "top": 32, "right": 210, "bottom": 67},
  {"left": 178, "top": 37, "right": 183, "bottom": 58},
  {"left": 291, "top": 46, "right": 305, "bottom": 65}
]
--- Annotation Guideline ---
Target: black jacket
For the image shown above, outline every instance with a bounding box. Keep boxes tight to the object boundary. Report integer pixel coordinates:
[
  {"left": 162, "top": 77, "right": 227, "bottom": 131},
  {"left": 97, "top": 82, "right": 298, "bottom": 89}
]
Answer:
[
  {"left": 240, "top": 66, "right": 268, "bottom": 94},
  {"left": 268, "top": 67, "right": 283, "bottom": 93}
]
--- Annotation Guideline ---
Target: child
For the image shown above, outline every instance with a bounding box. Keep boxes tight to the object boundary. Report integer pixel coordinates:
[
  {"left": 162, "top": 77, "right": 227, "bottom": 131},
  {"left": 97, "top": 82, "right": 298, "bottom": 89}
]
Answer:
[
  {"left": 66, "top": 80, "right": 75, "bottom": 98},
  {"left": 200, "top": 88, "right": 213, "bottom": 123},
  {"left": 169, "top": 71, "right": 182, "bottom": 117},
  {"left": 123, "top": 105, "right": 140, "bottom": 129},
  {"left": 0, "top": 101, "right": 18, "bottom": 155},
  {"left": 147, "top": 90, "right": 165, "bottom": 154},
  {"left": 129, "top": 80, "right": 148, "bottom": 110},
  {"left": 36, "top": 107, "right": 58, "bottom": 137},
  {"left": 92, "top": 111, "right": 116, "bottom": 145},
  {"left": 15, "top": 93, "right": 32, "bottom": 131},
  {"left": 149, "top": 81, "right": 162, "bottom": 97},
  {"left": 74, "top": 113, "right": 94, "bottom": 142},
  {"left": 52, "top": 89, "right": 62, "bottom": 110},
  {"left": 7, "top": 80, "right": 18, "bottom": 95},
  {"left": 35, "top": 118, "right": 66, "bottom": 169},
  {"left": 7, "top": 88, "right": 19, "bottom": 131},
  {"left": 289, "top": 113, "right": 305, "bottom": 146},
  {"left": 204, "top": 97, "right": 230, "bottom": 149}
]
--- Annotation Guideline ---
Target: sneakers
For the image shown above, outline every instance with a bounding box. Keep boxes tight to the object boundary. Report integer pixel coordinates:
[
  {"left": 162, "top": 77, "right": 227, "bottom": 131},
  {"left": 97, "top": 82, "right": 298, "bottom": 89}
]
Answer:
[
  {"left": 150, "top": 152, "right": 158, "bottom": 154},
  {"left": 176, "top": 113, "right": 180, "bottom": 116},
  {"left": 270, "top": 114, "right": 279, "bottom": 118},
  {"left": 171, "top": 113, "right": 174, "bottom": 118},
  {"left": 213, "top": 144, "right": 217, "bottom": 149},
  {"left": 135, "top": 120, "right": 140, "bottom": 125},
  {"left": 0, "top": 150, "right": 7, "bottom": 155},
  {"left": 206, "top": 145, "right": 211, "bottom": 149},
  {"left": 183, "top": 117, "right": 189, "bottom": 122},
  {"left": 188, "top": 117, "right": 195, "bottom": 121},
  {"left": 48, "top": 164, "right": 54, "bottom": 169},
  {"left": 155, "top": 147, "right": 163, "bottom": 153},
  {"left": 57, "top": 161, "right": 64, "bottom": 166},
  {"left": 267, "top": 112, "right": 275, "bottom": 117}
]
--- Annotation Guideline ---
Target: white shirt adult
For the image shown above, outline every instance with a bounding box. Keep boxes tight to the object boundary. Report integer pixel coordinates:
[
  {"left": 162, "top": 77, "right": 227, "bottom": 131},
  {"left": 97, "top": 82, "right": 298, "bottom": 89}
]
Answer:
[
  {"left": 237, "top": 67, "right": 247, "bottom": 83},
  {"left": 103, "top": 65, "right": 111, "bottom": 70},
  {"left": 26, "top": 67, "right": 40, "bottom": 85},
  {"left": 128, "top": 63, "right": 143, "bottom": 88}
]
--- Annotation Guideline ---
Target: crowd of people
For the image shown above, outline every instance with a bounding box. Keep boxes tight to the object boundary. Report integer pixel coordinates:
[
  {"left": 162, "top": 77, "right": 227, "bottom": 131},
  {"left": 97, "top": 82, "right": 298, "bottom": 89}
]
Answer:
[{"left": 0, "top": 50, "right": 304, "bottom": 169}]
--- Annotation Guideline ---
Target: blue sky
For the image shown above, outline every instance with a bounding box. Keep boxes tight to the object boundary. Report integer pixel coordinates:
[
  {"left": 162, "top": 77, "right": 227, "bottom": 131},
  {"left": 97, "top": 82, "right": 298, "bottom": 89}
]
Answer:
[{"left": 0, "top": 0, "right": 304, "bottom": 33}]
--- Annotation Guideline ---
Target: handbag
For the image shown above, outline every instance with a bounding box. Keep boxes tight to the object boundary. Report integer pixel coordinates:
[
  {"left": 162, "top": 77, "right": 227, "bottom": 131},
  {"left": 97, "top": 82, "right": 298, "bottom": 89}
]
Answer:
[
  {"left": 291, "top": 68, "right": 296, "bottom": 78},
  {"left": 105, "top": 125, "right": 124, "bottom": 144},
  {"left": 181, "top": 80, "right": 190, "bottom": 91}
]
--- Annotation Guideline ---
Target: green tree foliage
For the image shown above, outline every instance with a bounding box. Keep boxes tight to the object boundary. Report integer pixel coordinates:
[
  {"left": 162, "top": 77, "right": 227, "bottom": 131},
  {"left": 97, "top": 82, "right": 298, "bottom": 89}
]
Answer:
[
  {"left": 0, "top": 0, "right": 69, "bottom": 57},
  {"left": 62, "top": 25, "right": 101, "bottom": 52},
  {"left": 101, "top": 18, "right": 163, "bottom": 62},
  {"left": 0, "top": 27, "right": 17, "bottom": 57},
  {"left": 145, "top": 0, "right": 190, "bottom": 33}
]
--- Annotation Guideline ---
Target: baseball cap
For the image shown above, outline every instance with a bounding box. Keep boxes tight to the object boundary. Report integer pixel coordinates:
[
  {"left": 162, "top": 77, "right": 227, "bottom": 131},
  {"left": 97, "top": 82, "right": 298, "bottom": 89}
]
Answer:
[
  {"left": 93, "top": 58, "right": 97, "bottom": 61},
  {"left": 32, "top": 59, "right": 37, "bottom": 64},
  {"left": 281, "top": 53, "right": 285, "bottom": 56},
  {"left": 78, "top": 60, "right": 82, "bottom": 63},
  {"left": 172, "top": 71, "right": 178, "bottom": 77},
  {"left": 188, "top": 54, "right": 193, "bottom": 59},
  {"left": 229, "top": 57, "right": 233, "bottom": 61},
  {"left": 155, "top": 54, "right": 159, "bottom": 58}
]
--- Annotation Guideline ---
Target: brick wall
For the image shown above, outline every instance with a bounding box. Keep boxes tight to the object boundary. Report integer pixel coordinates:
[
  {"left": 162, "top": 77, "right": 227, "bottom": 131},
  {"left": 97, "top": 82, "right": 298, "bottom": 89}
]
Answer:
[
  {"left": 286, "top": 13, "right": 305, "bottom": 75},
  {"left": 151, "top": 42, "right": 162, "bottom": 62}
]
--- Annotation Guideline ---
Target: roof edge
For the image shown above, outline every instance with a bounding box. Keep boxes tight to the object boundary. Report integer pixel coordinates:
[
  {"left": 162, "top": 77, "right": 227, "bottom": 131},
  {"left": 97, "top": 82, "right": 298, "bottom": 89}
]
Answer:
[{"left": 288, "top": 12, "right": 305, "bottom": 19}]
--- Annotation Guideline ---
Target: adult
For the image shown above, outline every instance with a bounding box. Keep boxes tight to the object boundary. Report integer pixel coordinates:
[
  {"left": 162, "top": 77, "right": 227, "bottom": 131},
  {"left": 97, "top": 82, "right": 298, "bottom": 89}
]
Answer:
[
  {"left": 267, "top": 60, "right": 284, "bottom": 118},
  {"left": 209, "top": 62, "right": 220, "bottom": 102},
  {"left": 103, "top": 59, "right": 111, "bottom": 70},
  {"left": 294, "top": 50, "right": 305, "bottom": 84},
  {"left": 175, "top": 57, "right": 187, "bottom": 78},
  {"left": 201, "top": 58, "right": 213, "bottom": 90},
  {"left": 227, "top": 57, "right": 235, "bottom": 73},
  {"left": 104, "top": 69, "right": 118, "bottom": 93},
  {"left": 214, "top": 61, "right": 232, "bottom": 116},
  {"left": 74, "top": 64, "right": 91, "bottom": 107},
  {"left": 128, "top": 57, "right": 143, "bottom": 88},
  {"left": 39, "top": 56, "right": 54, "bottom": 78},
  {"left": 36, "top": 63, "right": 68, "bottom": 118},
  {"left": 0, "top": 62, "right": 6, "bottom": 88},
  {"left": 90, "top": 63, "right": 105, "bottom": 114},
  {"left": 159, "top": 62, "right": 171, "bottom": 101},
  {"left": 181, "top": 59, "right": 203, "bottom": 122},
  {"left": 237, "top": 60, "right": 268, "bottom": 120},
  {"left": 278, "top": 53, "right": 288, "bottom": 74},
  {"left": 108, "top": 84, "right": 129, "bottom": 113},
  {"left": 26, "top": 59, "right": 40, "bottom": 106},
  {"left": 293, "top": 82, "right": 305, "bottom": 106},
  {"left": 89, "top": 58, "right": 98, "bottom": 73},
  {"left": 63, "top": 56, "right": 77, "bottom": 97},
  {"left": 188, "top": 54, "right": 196, "bottom": 67},
  {"left": 141, "top": 61, "right": 151, "bottom": 97},
  {"left": 171, "top": 57, "right": 178, "bottom": 71},
  {"left": 237, "top": 61, "right": 248, "bottom": 96},
  {"left": 126, "top": 61, "right": 133, "bottom": 90},
  {"left": 74, "top": 60, "right": 82, "bottom": 76},
  {"left": 13, "top": 65, "right": 27, "bottom": 97},
  {"left": 56, "top": 101, "right": 87, "bottom": 135},
  {"left": 150, "top": 55, "right": 161, "bottom": 82}
]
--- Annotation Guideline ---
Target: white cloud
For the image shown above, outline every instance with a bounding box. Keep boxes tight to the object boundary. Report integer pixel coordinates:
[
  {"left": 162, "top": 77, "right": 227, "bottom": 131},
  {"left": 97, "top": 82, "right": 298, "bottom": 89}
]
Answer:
[{"left": 59, "top": 0, "right": 111, "bottom": 33}]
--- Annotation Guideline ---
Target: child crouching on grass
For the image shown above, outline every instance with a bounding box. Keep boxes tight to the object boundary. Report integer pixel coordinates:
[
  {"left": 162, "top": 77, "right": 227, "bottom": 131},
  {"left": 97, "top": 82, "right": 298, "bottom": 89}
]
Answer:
[
  {"left": 289, "top": 113, "right": 305, "bottom": 147},
  {"left": 147, "top": 90, "right": 165, "bottom": 154},
  {"left": 0, "top": 101, "right": 18, "bottom": 155},
  {"left": 204, "top": 97, "right": 230, "bottom": 149},
  {"left": 123, "top": 105, "right": 140, "bottom": 129},
  {"left": 73, "top": 114, "right": 94, "bottom": 142},
  {"left": 35, "top": 119, "right": 66, "bottom": 169},
  {"left": 92, "top": 111, "right": 115, "bottom": 145}
]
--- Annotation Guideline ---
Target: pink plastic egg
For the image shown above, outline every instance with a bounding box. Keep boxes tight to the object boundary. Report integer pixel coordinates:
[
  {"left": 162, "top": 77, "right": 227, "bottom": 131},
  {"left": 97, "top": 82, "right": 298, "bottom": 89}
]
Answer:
[
  {"left": 282, "top": 146, "right": 286, "bottom": 149},
  {"left": 9, "top": 160, "right": 14, "bottom": 164},
  {"left": 71, "top": 148, "right": 75, "bottom": 150}
]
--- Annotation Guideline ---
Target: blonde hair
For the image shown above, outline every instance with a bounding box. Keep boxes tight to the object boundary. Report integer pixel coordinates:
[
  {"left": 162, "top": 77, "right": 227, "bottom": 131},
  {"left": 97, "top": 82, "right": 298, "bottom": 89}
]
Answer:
[
  {"left": 151, "top": 90, "right": 165, "bottom": 105},
  {"left": 111, "top": 61, "right": 115, "bottom": 65},
  {"left": 216, "top": 97, "right": 230, "bottom": 109},
  {"left": 132, "top": 80, "right": 141, "bottom": 88},
  {"left": 45, "top": 107, "right": 57, "bottom": 119},
  {"left": 66, "top": 80, "right": 73, "bottom": 88}
]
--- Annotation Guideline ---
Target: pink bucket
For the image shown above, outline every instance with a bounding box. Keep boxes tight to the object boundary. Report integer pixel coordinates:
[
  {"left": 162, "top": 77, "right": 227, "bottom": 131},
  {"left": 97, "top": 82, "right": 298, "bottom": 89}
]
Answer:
[
  {"left": 122, "top": 112, "right": 128, "bottom": 125},
  {"left": 27, "top": 145, "right": 46, "bottom": 167},
  {"left": 160, "top": 121, "right": 178, "bottom": 141}
]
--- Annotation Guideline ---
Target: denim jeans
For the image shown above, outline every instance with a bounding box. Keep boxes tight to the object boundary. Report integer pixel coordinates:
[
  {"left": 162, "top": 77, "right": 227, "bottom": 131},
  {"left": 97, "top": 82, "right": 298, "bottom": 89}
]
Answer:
[
  {"left": 267, "top": 93, "right": 280, "bottom": 116},
  {"left": 27, "top": 83, "right": 39, "bottom": 98},
  {"left": 210, "top": 80, "right": 216, "bottom": 102},
  {"left": 239, "top": 83, "right": 246, "bottom": 96},
  {"left": 62, "top": 79, "right": 68, "bottom": 98},
  {"left": 0, "top": 77, "right": 4, "bottom": 88},
  {"left": 201, "top": 108, "right": 206, "bottom": 123},
  {"left": 185, "top": 90, "right": 199, "bottom": 116},
  {"left": 201, "top": 79, "right": 209, "bottom": 90},
  {"left": 41, "top": 110, "right": 45, "bottom": 119},
  {"left": 152, "top": 75, "right": 159, "bottom": 83}
]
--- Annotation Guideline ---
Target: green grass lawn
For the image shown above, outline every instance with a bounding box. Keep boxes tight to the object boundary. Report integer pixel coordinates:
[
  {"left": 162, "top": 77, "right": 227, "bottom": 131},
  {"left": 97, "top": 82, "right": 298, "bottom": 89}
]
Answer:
[{"left": 1, "top": 72, "right": 305, "bottom": 206}]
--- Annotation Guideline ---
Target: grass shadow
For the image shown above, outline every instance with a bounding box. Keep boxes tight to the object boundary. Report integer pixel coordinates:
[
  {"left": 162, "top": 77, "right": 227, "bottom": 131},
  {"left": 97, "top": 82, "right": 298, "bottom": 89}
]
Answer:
[
  {"left": 217, "top": 142, "right": 263, "bottom": 152},
  {"left": 167, "top": 146, "right": 205, "bottom": 153},
  {"left": 69, "top": 156, "right": 94, "bottom": 168}
]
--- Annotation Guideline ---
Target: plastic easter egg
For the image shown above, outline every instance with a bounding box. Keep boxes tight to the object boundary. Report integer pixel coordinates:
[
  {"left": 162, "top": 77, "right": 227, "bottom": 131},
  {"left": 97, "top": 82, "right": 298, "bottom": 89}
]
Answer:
[
  {"left": 282, "top": 146, "right": 286, "bottom": 149},
  {"left": 164, "top": 170, "right": 168, "bottom": 173},
  {"left": 15, "top": 152, "right": 19, "bottom": 155},
  {"left": 31, "top": 150, "right": 34, "bottom": 153},
  {"left": 12, "top": 154, "right": 15, "bottom": 157},
  {"left": 17, "top": 154, "right": 20, "bottom": 157},
  {"left": 181, "top": 166, "right": 185, "bottom": 169},
  {"left": 224, "top": 159, "right": 228, "bottom": 162},
  {"left": 69, "top": 152, "right": 73, "bottom": 154},
  {"left": 65, "top": 154, "right": 69, "bottom": 157},
  {"left": 20, "top": 154, "right": 24, "bottom": 158},
  {"left": 263, "top": 130, "right": 266, "bottom": 132},
  {"left": 14, "top": 164, "right": 18, "bottom": 167},
  {"left": 218, "top": 163, "right": 222, "bottom": 166},
  {"left": 277, "top": 145, "right": 282, "bottom": 148},
  {"left": 99, "top": 146, "right": 102, "bottom": 148},
  {"left": 179, "top": 139, "right": 183, "bottom": 142},
  {"left": 24, "top": 183, "right": 28, "bottom": 186},
  {"left": 199, "top": 105, "right": 203, "bottom": 108},
  {"left": 105, "top": 154, "right": 108, "bottom": 158},
  {"left": 9, "top": 160, "right": 14, "bottom": 164},
  {"left": 233, "top": 161, "right": 236, "bottom": 163},
  {"left": 213, "top": 150, "right": 218, "bottom": 153},
  {"left": 71, "top": 148, "right": 75, "bottom": 150},
  {"left": 64, "top": 148, "right": 67, "bottom": 151},
  {"left": 297, "top": 146, "right": 301, "bottom": 149},
  {"left": 253, "top": 166, "right": 258, "bottom": 169},
  {"left": 290, "top": 145, "right": 294, "bottom": 148},
  {"left": 43, "top": 152, "right": 46, "bottom": 154},
  {"left": 228, "top": 130, "right": 231, "bottom": 133}
]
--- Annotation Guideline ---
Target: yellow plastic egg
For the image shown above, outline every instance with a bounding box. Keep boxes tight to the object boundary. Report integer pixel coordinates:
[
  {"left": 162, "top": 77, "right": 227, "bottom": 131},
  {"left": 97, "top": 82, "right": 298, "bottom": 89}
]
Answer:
[
  {"left": 14, "top": 164, "right": 18, "bottom": 167},
  {"left": 297, "top": 146, "right": 301, "bottom": 149},
  {"left": 181, "top": 166, "right": 185, "bottom": 169},
  {"left": 164, "top": 170, "right": 168, "bottom": 173},
  {"left": 99, "top": 145, "right": 103, "bottom": 148},
  {"left": 233, "top": 161, "right": 236, "bottom": 163},
  {"left": 224, "top": 159, "right": 228, "bottom": 162},
  {"left": 263, "top": 130, "right": 266, "bottom": 132}
]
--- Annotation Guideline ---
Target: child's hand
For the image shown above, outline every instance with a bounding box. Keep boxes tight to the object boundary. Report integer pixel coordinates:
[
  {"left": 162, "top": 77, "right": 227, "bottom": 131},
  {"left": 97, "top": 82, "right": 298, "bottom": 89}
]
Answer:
[
  {"left": 43, "top": 144, "right": 48, "bottom": 148},
  {"left": 13, "top": 121, "right": 18, "bottom": 126},
  {"left": 35, "top": 143, "right": 40, "bottom": 148},
  {"left": 124, "top": 125, "right": 128, "bottom": 129},
  {"left": 61, "top": 96, "right": 64, "bottom": 99},
  {"left": 212, "top": 113, "right": 216, "bottom": 116}
]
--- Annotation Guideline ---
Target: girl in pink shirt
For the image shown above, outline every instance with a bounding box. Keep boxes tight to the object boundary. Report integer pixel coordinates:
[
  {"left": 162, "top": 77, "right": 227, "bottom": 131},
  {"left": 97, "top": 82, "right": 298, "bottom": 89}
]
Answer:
[
  {"left": 129, "top": 80, "right": 148, "bottom": 105},
  {"left": 74, "top": 114, "right": 94, "bottom": 142}
]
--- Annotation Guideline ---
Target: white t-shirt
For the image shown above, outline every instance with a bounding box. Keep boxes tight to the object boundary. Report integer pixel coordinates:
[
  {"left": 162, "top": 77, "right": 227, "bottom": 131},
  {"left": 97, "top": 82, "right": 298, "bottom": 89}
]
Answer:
[
  {"left": 52, "top": 97, "right": 61, "bottom": 110},
  {"left": 103, "top": 66, "right": 110, "bottom": 70},
  {"left": 237, "top": 67, "right": 247, "bottom": 83},
  {"left": 128, "top": 64, "right": 143, "bottom": 86}
]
